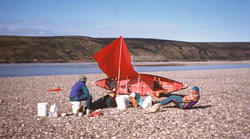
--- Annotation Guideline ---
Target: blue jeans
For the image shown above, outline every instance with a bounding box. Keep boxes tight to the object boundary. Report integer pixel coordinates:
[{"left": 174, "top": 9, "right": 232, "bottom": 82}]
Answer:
[
  {"left": 161, "top": 95, "right": 184, "bottom": 108},
  {"left": 70, "top": 94, "right": 92, "bottom": 109}
]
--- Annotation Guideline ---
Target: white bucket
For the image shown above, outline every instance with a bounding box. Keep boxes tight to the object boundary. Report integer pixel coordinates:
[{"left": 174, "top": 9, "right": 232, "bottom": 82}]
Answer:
[
  {"left": 142, "top": 96, "right": 152, "bottom": 109},
  {"left": 70, "top": 101, "right": 81, "bottom": 114},
  {"left": 116, "top": 95, "right": 130, "bottom": 110},
  {"left": 37, "top": 103, "right": 48, "bottom": 116}
]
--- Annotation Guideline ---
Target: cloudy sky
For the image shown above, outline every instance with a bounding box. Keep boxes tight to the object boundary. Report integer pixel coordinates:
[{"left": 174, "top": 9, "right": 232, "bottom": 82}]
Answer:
[{"left": 0, "top": 0, "right": 249, "bottom": 42}]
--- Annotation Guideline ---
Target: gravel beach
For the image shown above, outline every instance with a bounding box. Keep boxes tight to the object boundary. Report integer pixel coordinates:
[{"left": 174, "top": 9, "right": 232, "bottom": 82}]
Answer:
[{"left": 0, "top": 68, "right": 249, "bottom": 138}]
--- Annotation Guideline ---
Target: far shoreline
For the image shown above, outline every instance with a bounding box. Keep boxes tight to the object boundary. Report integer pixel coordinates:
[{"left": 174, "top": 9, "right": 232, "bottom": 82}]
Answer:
[
  {"left": 1, "top": 60, "right": 250, "bottom": 67},
  {"left": 1, "top": 60, "right": 250, "bottom": 78}
]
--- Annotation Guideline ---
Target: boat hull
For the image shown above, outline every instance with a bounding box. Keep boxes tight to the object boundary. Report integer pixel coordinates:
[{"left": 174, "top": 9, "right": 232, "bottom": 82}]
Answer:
[{"left": 95, "top": 73, "right": 186, "bottom": 96}]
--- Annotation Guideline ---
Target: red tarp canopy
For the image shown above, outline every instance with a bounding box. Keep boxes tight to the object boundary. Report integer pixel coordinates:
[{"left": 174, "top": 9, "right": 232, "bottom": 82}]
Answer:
[{"left": 93, "top": 36, "right": 138, "bottom": 79}]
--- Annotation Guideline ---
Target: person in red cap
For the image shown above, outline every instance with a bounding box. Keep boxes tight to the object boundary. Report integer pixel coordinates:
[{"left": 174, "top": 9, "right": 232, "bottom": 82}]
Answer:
[{"left": 149, "top": 86, "right": 200, "bottom": 112}]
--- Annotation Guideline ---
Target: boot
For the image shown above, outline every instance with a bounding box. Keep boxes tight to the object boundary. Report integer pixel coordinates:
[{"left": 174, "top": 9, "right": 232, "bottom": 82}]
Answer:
[{"left": 148, "top": 103, "right": 162, "bottom": 113}]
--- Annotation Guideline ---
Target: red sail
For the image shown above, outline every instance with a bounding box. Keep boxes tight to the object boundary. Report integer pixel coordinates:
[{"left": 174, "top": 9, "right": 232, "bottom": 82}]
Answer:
[{"left": 93, "top": 36, "right": 138, "bottom": 79}]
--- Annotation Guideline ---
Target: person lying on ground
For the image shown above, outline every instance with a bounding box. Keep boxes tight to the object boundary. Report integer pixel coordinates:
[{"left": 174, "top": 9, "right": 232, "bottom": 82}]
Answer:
[
  {"left": 69, "top": 76, "right": 92, "bottom": 115},
  {"left": 149, "top": 86, "right": 200, "bottom": 112},
  {"left": 91, "top": 92, "right": 117, "bottom": 111}
]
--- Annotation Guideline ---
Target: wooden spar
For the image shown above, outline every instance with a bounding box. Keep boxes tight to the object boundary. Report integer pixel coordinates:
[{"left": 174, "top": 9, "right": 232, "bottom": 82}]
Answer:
[
  {"left": 125, "top": 76, "right": 128, "bottom": 94},
  {"left": 136, "top": 75, "right": 140, "bottom": 93},
  {"left": 117, "top": 37, "right": 122, "bottom": 91}
]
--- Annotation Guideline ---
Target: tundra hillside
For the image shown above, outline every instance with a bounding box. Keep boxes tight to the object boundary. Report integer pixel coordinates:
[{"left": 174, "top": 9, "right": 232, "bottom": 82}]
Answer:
[{"left": 0, "top": 36, "right": 250, "bottom": 63}]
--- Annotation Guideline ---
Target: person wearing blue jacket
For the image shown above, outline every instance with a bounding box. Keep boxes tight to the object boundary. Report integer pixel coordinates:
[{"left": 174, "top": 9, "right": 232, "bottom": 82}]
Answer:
[{"left": 69, "top": 76, "right": 92, "bottom": 115}]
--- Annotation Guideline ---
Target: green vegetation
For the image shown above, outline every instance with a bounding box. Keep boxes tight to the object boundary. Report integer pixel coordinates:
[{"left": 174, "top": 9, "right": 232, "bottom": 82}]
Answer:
[{"left": 0, "top": 36, "right": 250, "bottom": 63}]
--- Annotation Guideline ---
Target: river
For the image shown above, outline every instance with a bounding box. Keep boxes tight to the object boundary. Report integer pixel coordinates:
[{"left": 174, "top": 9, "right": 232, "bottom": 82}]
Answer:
[{"left": 0, "top": 62, "right": 250, "bottom": 77}]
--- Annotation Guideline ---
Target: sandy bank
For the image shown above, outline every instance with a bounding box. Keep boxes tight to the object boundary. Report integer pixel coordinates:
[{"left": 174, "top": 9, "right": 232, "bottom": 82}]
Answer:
[{"left": 0, "top": 68, "right": 249, "bottom": 138}]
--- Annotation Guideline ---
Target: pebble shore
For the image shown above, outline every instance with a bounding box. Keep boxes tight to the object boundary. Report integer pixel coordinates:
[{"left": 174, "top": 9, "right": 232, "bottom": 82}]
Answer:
[{"left": 0, "top": 68, "right": 249, "bottom": 138}]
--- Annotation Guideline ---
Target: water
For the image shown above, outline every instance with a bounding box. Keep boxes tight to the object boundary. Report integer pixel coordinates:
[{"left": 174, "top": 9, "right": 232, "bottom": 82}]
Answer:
[{"left": 0, "top": 62, "right": 250, "bottom": 77}]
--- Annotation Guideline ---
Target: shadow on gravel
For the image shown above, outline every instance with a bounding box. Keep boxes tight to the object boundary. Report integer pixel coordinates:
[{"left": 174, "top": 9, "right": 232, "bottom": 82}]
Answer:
[
  {"left": 160, "top": 94, "right": 185, "bottom": 97},
  {"left": 161, "top": 105, "right": 212, "bottom": 110},
  {"left": 184, "top": 105, "right": 212, "bottom": 110}
]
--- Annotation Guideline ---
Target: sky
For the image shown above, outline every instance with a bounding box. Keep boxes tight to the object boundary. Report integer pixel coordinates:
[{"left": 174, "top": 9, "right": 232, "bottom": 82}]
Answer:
[{"left": 0, "top": 0, "right": 249, "bottom": 42}]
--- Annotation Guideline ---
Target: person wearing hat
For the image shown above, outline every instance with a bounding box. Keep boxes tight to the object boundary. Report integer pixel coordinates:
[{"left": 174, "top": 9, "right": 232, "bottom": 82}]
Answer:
[
  {"left": 149, "top": 86, "right": 200, "bottom": 112},
  {"left": 69, "top": 76, "right": 92, "bottom": 115}
]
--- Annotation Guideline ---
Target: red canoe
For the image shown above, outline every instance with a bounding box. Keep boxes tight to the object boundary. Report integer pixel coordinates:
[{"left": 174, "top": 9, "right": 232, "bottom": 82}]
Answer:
[{"left": 95, "top": 73, "right": 186, "bottom": 96}]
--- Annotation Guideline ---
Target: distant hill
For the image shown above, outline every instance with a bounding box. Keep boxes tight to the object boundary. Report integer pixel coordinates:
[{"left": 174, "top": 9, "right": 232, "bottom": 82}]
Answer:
[{"left": 0, "top": 36, "right": 250, "bottom": 63}]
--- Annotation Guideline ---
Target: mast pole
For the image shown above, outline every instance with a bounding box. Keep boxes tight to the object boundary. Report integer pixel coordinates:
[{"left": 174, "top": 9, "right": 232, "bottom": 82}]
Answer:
[
  {"left": 117, "top": 36, "right": 122, "bottom": 92},
  {"left": 125, "top": 76, "right": 128, "bottom": 94},
  {"left": 136, "top": 75, "right": 140, "bottom": 94}
]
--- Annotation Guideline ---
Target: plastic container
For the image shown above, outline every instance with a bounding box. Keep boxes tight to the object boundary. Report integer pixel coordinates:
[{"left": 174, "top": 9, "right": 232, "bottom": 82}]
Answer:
[
  {"left": 116, "top": 95, "right": 130, "bottom": 110},
  {"left": 70, "top": 101, "right": 81, "bottom": 114},
  {"left": 49, "top": 104, "right": 58, "bottom": 117},
  {"left": 37, "top": 102, "right": 48, "bottom": 116},
  {"left": 142, "top": 96, "right": 152, "bottom": 109}
]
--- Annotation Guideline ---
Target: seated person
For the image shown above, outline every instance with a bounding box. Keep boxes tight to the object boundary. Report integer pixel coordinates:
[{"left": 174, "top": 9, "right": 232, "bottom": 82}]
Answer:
[
  {"left": 151, "top": 81, "right": 169, "bottom": 98},
  {"left": 69, "top": 76, "right": 92, "bottom": 115},
  {"left": 104, "top": 78, "right": 116, "bottom": 91},
  {"left": 149, "top": 86, "right": 200, "bottom": 112}
]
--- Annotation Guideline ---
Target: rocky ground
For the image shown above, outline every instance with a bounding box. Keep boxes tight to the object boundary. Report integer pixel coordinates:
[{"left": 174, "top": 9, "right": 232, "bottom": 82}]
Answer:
[{"left": 0, "top": 68, "right": 249, "bottom": 138}]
